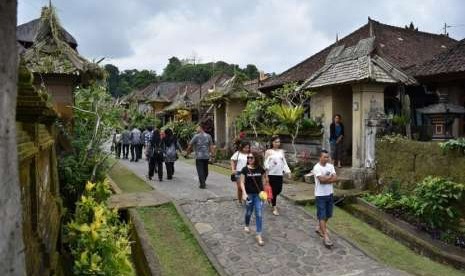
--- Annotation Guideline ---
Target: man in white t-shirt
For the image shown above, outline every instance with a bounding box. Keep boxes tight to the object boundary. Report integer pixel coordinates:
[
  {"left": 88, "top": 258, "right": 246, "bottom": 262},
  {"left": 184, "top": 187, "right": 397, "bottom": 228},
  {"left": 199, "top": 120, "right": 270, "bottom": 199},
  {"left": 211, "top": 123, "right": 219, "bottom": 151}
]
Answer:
[{"left": 313, "top": 149, "right": 338, "bottom": 247}]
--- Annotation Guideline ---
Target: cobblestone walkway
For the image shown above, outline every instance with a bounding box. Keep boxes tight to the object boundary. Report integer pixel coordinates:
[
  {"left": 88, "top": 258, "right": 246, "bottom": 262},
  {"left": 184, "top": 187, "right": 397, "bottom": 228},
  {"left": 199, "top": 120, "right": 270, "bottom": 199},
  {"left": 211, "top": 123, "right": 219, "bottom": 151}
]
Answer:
[{"left": 119, "top": 159, "right": 406, "bottom": 276}]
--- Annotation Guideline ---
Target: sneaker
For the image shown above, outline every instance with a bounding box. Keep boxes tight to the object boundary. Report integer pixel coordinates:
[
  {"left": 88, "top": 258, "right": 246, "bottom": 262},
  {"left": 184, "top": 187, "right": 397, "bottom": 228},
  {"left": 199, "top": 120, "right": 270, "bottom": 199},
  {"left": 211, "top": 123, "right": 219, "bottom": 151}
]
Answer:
[
  {"left": 256, "top": 235, "right": 264, "bottom": 246},
  {"left": 324, "top": 238, "right": 333, "bottom": 247},
  {"left": 244, "top": 226, "right": 250, "bottom": 233},
  {"left": 272, "top": 208, "right": 279, "bottom": 216}
]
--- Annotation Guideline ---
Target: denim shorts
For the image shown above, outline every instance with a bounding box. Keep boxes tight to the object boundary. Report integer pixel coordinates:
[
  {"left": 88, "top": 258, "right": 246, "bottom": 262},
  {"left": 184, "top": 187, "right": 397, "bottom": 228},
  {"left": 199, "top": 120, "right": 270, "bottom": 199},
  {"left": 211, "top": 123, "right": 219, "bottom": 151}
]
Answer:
[{"left": 316, "top": 194, "right": 334, "bottom": 220}]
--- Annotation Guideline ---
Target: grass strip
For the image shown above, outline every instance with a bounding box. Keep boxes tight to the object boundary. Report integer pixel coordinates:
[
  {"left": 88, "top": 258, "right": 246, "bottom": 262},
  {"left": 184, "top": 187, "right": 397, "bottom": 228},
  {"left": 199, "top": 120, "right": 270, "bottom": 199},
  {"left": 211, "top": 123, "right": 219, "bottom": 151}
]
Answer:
[
  {"left": 108, "top": 161, "right": 153, "bottom": 193},
  {"left": 181, "top": 158, "right": 231, "bottom": 176},
  {"left": 137, "top": 204, "right": 218, "bottom": 276},
  {"left": 305, "top": 205, "right": 465, "bottom": 276}
]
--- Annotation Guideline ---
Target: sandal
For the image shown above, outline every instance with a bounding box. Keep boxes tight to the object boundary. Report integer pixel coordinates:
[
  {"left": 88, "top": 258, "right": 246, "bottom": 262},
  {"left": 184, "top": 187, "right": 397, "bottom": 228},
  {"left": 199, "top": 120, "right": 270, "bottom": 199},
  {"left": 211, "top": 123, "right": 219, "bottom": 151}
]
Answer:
[{"left": 315, "top": 228, "right": 324, "bottom": 238}]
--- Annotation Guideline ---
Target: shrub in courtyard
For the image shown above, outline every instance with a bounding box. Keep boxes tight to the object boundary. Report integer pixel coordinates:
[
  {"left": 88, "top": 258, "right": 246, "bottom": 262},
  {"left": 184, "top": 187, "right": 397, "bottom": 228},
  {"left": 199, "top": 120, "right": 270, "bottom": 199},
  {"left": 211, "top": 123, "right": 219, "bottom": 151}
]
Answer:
[
  {"left": 439, "top": 138, "right": 465, "bottom": 155},
  {"left": 412, "top": 176, "right": 465, "bottom": 230},
  {"left": 58, "top": 83, "right": 124, "bottom": 214},
  {"left": 65, "top": 180, "right": 135, "bottom": 276}
]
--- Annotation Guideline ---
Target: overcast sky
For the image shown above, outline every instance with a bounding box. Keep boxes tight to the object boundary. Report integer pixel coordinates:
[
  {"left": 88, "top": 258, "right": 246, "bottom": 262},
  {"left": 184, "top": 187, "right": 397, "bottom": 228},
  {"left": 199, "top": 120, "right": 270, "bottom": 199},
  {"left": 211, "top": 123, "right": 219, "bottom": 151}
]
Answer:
[{"left": 18, "top": 0, "right": 465, "bottom": 74}]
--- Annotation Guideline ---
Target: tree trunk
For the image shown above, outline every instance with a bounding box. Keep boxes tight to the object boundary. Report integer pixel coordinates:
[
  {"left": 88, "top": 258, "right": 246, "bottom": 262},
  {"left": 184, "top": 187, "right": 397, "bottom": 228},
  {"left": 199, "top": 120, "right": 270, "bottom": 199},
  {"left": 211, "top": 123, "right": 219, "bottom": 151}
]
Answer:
[{"left": 0, "top": 1, "right": 26, "bottom": 275}]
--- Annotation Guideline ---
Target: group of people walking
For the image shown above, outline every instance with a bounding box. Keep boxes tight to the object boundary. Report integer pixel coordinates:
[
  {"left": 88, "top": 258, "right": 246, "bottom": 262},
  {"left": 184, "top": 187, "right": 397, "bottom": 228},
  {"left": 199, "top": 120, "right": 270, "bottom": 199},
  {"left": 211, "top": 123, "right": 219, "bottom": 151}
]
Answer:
[
  {"left": 229, "top": 128, "right": 340, "bottom": 247},
  {"left": 113, "top": 118, "right": 340, "bottom": 248},
  {"left": 113, "top": 125, "right": 182, "bottom": 181}
]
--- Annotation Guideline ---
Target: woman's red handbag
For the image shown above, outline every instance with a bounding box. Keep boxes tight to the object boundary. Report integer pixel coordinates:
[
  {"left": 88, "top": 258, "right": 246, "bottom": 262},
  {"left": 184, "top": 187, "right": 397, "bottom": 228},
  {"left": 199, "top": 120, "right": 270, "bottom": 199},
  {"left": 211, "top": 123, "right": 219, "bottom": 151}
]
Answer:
[{"left": 265, "top": 185, "right": 273, "bottom": 202}]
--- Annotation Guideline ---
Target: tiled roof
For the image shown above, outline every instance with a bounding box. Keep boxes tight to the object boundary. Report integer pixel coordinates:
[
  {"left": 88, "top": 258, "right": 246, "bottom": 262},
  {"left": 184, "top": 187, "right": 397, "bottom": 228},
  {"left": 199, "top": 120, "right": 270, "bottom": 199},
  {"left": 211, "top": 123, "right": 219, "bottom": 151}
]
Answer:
[
  {"left": 409, "top": 39, "right": 465, "bottom": 77},
  {"left": 261, "top": 18, "right": 457, "bottom": 89}
]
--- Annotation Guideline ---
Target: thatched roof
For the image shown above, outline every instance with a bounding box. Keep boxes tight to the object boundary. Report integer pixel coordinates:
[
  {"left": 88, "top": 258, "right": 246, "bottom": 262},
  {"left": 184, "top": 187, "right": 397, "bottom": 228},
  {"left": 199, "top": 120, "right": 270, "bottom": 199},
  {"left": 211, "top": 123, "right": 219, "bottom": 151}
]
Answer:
[
  {"left": 20, "top": 6, "right": 103, "bottom": 81},
  {"left": 17, "top": 18, "right": 78, "bottom": 49}
]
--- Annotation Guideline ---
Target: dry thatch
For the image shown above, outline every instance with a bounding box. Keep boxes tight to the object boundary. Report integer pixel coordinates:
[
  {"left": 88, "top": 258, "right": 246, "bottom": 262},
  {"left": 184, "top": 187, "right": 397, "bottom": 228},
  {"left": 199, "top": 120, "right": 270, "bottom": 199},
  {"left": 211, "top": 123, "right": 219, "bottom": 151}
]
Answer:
[{"left": 21, "top": 6, "right": 104, "bottom": 81}]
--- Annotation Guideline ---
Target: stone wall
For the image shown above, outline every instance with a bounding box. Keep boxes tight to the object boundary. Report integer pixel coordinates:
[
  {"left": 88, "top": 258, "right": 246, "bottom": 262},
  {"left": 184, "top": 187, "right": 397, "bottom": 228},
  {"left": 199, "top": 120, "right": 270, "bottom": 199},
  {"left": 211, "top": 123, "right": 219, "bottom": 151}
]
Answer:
[
  {"left": 376, "top": 138, "right": 465, "bottom": 191},
  {"left": 16, "top": 66, "right": 63, "bottom": 275},
  {"left": 0, "top": 1, "right": 27, "bottom": 275}
]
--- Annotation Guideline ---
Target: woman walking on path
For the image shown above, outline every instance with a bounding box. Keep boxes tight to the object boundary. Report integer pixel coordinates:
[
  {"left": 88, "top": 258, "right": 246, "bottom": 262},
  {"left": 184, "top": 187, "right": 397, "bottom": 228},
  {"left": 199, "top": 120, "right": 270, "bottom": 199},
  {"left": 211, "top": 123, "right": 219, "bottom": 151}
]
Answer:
[
  {"left": 240, "top": 152, "right": 269, "bottom": 246},
  {"left": 230, "top": 141, "right": 250, "bottom": 205},
  {"left": 163, "top": 128, "right": 182, "bottom": 180},
  {"left": 330, "top": 114, "right": 344, "bottom": 168},
  {"left": 148, "top": 129, "right": 165, "bottom": 181},
  {"left": 264, "top": 135, "right": 291, "bottom": 216}
]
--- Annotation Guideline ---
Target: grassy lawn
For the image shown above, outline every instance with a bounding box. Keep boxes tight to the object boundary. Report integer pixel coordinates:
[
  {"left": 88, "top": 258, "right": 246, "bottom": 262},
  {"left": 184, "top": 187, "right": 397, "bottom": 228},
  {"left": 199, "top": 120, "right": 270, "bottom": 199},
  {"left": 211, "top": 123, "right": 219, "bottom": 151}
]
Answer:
[
  {"left": 305, "top": 205, "right": 465, "bottom": 276},
  {"left": 180, "top": 157, "right": 231, "bottom": 176},
  {"left": 137, "top": 204, "right": 218, "bottom": 276},
  {"left": 108, "top": 161, "right": 153, "bottom": 193}
]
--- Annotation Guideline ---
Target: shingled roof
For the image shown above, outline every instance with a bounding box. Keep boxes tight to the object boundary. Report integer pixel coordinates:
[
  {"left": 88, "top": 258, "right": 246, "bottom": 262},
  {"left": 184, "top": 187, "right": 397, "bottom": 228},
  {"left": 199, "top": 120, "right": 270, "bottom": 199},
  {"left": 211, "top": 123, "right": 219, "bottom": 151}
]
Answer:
[
  {"left": 300, "top": 37, "right": 417, "bottom": 89},
  {"left": 189, "top": 73, "right": 232, "bottom": 104},
  {"left": 261, "top": 18, "right": 457, "bottom": 90},
  {"left": 410, "top": 38, "right": 465, "bottom": 78},
  {"left": 202, "top": 75, "right": 264, "bottom": 103}
]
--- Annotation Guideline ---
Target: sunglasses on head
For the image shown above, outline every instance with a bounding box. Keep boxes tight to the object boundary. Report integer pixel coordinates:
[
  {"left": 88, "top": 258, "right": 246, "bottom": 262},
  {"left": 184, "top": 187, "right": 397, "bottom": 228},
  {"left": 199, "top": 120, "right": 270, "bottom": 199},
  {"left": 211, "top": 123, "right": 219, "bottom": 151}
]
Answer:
[{"left": 247, "top": 156, "right": 254, "bottom": 159}]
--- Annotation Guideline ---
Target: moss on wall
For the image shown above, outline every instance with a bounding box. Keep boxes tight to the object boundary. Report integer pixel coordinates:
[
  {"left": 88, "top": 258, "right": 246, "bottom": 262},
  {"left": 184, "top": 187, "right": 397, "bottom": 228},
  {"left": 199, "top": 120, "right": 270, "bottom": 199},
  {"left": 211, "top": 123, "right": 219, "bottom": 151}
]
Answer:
[{"left": 376, "top": 137, "right": 465, "bottom": 191}]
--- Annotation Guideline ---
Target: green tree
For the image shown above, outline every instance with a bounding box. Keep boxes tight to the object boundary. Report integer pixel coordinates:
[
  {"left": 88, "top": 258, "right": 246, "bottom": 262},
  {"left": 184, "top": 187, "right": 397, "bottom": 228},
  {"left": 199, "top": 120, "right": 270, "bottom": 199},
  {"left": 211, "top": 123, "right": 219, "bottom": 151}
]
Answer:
[
  {"left": 104, "top": 64, "right": 120, "bottom": 97},
  {"left": 162, "top": 56, "right": 183, "bottom": 80},
  {"left": 243, "top": 64, "right": 259, "bottom": 80}
]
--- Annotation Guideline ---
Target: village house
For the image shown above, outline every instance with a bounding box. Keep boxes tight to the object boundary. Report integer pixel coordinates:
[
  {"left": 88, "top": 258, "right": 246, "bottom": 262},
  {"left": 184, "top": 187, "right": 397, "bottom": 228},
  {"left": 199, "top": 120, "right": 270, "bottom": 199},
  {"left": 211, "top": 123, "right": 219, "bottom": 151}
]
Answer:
[
  {"left": 202, "top": 74, "right": 265, "bottom": 147},
  {"left": 259, "top": 18, "right": 459, "bottom": 178},
  {"left": 409, "top": 39, "right": 465, "bottom": 139},
  {"left": 17, "top": 7, "right": 103, "bottom": 124}
]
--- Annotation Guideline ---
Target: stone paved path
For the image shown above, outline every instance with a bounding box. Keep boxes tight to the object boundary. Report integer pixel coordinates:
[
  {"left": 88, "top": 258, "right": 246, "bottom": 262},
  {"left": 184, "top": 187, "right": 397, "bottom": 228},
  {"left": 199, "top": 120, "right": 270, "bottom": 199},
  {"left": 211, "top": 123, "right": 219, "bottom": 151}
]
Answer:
[{"left": 118, "top": 159, "right": 406, "bottom": 276}]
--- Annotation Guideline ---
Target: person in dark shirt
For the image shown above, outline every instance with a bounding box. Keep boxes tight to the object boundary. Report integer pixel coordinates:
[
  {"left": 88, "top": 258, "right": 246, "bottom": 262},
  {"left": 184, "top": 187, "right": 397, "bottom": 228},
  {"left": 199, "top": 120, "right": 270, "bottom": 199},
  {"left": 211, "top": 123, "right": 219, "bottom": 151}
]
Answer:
[
  {"left": 240, "top": 151, "right": 269, "bottom": 246},
  {"left": 148, "top": 129, "right": 165, "bottom": 181},
  {"left": 329, "top": 114, "right": 344, "bottom": 168}
]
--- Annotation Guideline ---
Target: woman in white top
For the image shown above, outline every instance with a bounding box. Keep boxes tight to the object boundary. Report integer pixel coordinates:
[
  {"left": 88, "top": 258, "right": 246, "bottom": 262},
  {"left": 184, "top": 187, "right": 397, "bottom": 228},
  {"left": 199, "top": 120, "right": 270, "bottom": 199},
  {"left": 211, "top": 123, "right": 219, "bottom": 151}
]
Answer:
[
  {"left": 264, "top": 135, "right": 291, "bottom": 215},
  {"left": 230, "top": 141, "right": 251, "bottom": 205}
]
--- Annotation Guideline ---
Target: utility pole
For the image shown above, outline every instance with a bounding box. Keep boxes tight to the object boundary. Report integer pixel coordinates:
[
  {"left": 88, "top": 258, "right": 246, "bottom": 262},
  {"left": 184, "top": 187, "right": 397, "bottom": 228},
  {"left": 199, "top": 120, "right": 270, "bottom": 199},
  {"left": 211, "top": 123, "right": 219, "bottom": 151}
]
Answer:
[{"left": 443, "top": 22, "right": 451, "bottom": 36}]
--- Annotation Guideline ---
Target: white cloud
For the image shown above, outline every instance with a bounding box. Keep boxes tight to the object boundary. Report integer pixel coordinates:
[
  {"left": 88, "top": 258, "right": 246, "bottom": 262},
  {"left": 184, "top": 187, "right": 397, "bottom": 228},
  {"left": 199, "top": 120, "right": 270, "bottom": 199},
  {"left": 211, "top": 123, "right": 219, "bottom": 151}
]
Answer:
[{"left": 18, "top": 0, "right": 465, "bottom": 74}]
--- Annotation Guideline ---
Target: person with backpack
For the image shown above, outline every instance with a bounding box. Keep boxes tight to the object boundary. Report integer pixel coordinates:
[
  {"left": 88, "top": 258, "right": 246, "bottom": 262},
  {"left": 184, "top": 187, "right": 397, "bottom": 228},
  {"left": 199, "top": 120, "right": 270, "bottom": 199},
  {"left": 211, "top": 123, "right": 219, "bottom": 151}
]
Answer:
[
  {"left": 162, "top": 128, "right": 182, "bottom": 180},
  {"left": 121, "top": 125, "right": 131, "bottom": 159},
  {"left": 143, "top": 126, "right": 154, "bottom": 161},
  {"left": 148, "top": 129, "right": 165, "bottom": 181},
  {"left": 113, "top": 129, "right": 122, "bottom": 159},
  {"left": 130, "top": 126, "right": 142, "bottom": 162}
]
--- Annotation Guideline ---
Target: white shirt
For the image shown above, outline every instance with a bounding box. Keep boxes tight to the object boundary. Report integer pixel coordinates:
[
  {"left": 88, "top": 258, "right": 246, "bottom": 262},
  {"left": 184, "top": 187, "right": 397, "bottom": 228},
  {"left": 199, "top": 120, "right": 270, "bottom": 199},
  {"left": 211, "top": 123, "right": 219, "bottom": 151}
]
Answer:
[
  {"left": 231, "top": 151, "right": 248, "bottom": 172},
  {"left": 264, "top": 149, "right": 291, "bottom": 176},
  {"left": 313, "top": 162, "right": 336, "bottom": 196}
]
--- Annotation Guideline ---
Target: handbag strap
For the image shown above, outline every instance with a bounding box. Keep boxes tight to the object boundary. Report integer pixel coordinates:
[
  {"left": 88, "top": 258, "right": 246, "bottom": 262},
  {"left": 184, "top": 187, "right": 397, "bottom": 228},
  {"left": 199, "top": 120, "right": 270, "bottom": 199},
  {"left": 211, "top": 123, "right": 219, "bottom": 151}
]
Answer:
[{"left": 247, "top": 166, "right": 264, "bottom": 192}]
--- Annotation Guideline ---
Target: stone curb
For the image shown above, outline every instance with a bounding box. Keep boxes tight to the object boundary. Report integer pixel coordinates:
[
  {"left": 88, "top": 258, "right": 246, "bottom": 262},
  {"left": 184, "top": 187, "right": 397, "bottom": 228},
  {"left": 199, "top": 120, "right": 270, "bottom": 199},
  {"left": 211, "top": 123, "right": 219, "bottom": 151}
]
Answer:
[
  {"left": 173, "top": 200, "right": 229, "bottom": 276},
  {"left": 128, "top": 208, "right": 163, "bottom": 276},
  {"left": 108, "top": 175, "right": 162, "bottom": 276}
]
